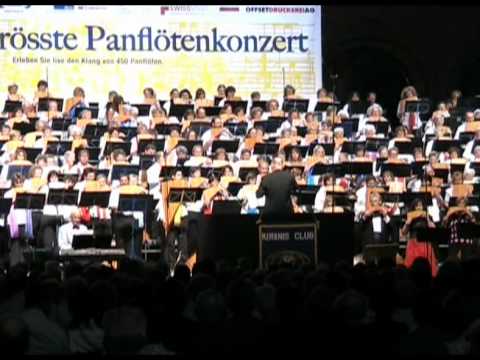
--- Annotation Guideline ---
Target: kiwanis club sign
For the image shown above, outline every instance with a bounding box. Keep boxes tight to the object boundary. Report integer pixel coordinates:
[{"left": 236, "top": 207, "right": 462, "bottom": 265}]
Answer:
[{"left": 258, "top": 223, "right": 318, "bottom": 268}]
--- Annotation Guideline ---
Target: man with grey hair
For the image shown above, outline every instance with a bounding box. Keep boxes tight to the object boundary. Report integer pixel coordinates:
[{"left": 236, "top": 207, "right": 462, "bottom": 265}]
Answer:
[{"left": 256, "top": 155, "right": 296, "bottom": 218}]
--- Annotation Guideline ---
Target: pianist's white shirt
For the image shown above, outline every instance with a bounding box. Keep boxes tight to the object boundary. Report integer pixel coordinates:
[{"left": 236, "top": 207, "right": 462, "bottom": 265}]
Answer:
[{"left": 57, "top": 222, "right": 89, "bottom": 250}]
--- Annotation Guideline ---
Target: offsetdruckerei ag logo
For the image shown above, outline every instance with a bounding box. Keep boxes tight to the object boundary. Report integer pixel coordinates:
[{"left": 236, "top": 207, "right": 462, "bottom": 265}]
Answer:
[{"left": 246, "top": 6, "right": 315, "bottom": 14}]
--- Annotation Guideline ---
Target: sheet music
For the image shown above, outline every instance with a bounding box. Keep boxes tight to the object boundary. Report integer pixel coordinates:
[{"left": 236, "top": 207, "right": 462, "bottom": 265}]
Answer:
[{"left": 372, "top": 216, "right": 382, "bottom": 233}]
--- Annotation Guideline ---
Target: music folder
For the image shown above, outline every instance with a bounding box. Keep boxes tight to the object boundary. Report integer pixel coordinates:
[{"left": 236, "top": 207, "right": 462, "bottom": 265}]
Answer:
[
  {"left": 168, "top": 103, "right": 194, "bottom": 120},
  {"left": 381, "top": 192, "right": 403, "bottom": 204},
  {"left": 3, "top": 100, "right": 22, "bottom": 113},
  {"left": 282, "top": 99, "right": 309, "bottom": 113},
  {"left": 7, "top": 164, "right": 32, "bottom": 180},
  {"left": 138, "top": 138, "right": 165, "bottom": 153},
  {"left": 168, "top": 187, "right": 203, "bottom": 203},
  {"left": 14, "top": 193, "right": 46, "bottom": 209},
  {"left": 253, "top": 142, "right": 279, "bottom": 156},
  {"left": 188, "top": 121, "right": 212, "bottom": 136},
  {"left": 79, "top": 191, "right": 111, "bottom": 208},
  {"left": 177, "top": 140, "right": 203, "bottom": 154},
  {"left": 47, "top": 189, "right": 79, "bottom": 206},
  {"left": 38, "top": 97, "right": 64, "bottom": 112},
  {"left": 111, "top": 164, "right": 140, "bottom": 180},
  {"left": 130, "top": 104, "right": 151, "bottom": 117},
  {"left": 51, "top": 118, "right": 73, "bottom": 132},
  {"left": 45, "top": 140, "right": 72, "bottom": 156},
  {"left": 225, "top": 100, "right": 248, "bottom": 113},
  {"left": 381, "top": 162, "right": 411, "bottom": 177},
  {"left": 342, "top": 161, "right": 373, "bottom": 175},
  {"left": 211, "top": 139, "right": 239, "bottom": 154}
]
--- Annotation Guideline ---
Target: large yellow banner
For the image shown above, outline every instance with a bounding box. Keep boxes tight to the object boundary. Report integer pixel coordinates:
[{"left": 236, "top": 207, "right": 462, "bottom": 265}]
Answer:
[{"left": 0, "top": 5, "right": 322, "bottom": 104}]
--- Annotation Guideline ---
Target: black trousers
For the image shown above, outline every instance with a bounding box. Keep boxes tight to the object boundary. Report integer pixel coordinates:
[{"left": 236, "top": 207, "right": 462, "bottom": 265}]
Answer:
[{"left": 112, "top": 214, "right": 143, "bottom": 259}]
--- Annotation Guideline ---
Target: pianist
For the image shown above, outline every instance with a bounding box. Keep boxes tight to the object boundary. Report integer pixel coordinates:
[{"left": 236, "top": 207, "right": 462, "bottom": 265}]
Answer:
[{"left": 58, "top": 209, "right": 89, "bottom": 251}]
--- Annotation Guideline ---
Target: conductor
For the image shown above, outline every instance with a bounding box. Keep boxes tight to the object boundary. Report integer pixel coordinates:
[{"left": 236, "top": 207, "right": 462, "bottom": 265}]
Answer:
[{"left": 256, "top": 156, "right": 297, "bottom": 219}]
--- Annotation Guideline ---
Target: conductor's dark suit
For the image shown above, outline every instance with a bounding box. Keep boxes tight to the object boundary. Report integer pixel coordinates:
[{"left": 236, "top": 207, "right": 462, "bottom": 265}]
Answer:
[{"left": 256, "top": 170, "right": 296, "bottom": 218}]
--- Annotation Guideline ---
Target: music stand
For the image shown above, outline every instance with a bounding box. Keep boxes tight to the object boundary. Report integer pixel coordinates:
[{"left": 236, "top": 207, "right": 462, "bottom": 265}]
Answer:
[
  {"left": 47, "top": 189, "right": 79, "bottom": 206},
  {"left": 13, "top": 121, "right": 35, "bottom": 135},
  {"left": 341, "top": 141, "right": 366, "bottom": 155},
  {"left": 405, "top": 99, "right": 430, "bottom": 114},
  {"left": 293, "top": 185, "right": 320, "bottom": 207},
  {"left": 282, "top": 99, "right": 309, "bottom": 113},
  {"left": 73, "top": 107, "right": 99, "bottom": 119},
  {"left": 432, "top": 139, "right": 461, "bottom": 153},
  {"left": 227, "top": 182, "right": 245, "bottom": 197},
  {"left": 251, "top": 101, "right": 267, "bottom": 112},
  {"left": 45, "top": 141, "right": 72, "bottom": 156},
  {"left": 311, "top": 163, "right": 344, "bottom": 177},
  {"left": 212, "top": 200, "right": 242, "bottom": 214},
  {"left": 139, "top": 155, "right": 155, "bottom": 170},
  {"left": 168, "top": 104, "right": 194, "bottom": 120},
  {"left": 308, "top": 142, "right": 334, "bottom": 156},
  {"left": 84, "top": 124, "right": 108, "bottom": 140},
  {"left": 211, "top": 140, "right": 239, "bottom": 154},
  {"left": 177, "top": 140, "right": 202, "bottom": 154},
  {"left": 342, "top": 161, "right": 374, "bottom": 175},
  {"left": 38, "top": 98, "right": 64, "bottom": 112},
  {"left": 350, "top": 101, "right": 367, "bottom": 115},
  {"left": 366, "top": 121, "right": 389, "bottom": 136},
  {"left": 224, "top": 122, "right": 248, "bottom": 136},
  {"left": 155, "top": 123, "right": 182, "bottom": 135},
  {"left": 111, "top": 165, "right": 140, "bottom": 181},
  {"left": 104, "top": 142, "right": 131, "bottom": 156},
  {"left": 138, "top": 139, "right": 165, "bottom": 153},
  {"left": 314, "top": 101, "right": 341, "bottom": 112},
  {"left": 0, "top": 198, "right": 12, "bottom": 216},
  {"left": 117, "top": 127, "right": 138, "bottom": 141},
  {"left": 160, "top": 166, "right": 185, "bottom": 179},
  {"left": 14, "top": 193, "right": 46, "bottom": 210},
  {"left": 225, "top": 100, "right": 248, "bottom": 113},
  {"left": 79, "top": 191, "right": 110, "bottom": 208},
  {"left": 51, "top": 118, "right": 73, "bottom": 132},
  {"left": 365, "top": 138, "right": 389, "bottom": 152},
  {"left": 204, "top": 107, "right": 222, "bottom": 117},
  {"left": 72, "top": 234, "right": 95, "bottom": 249},
  {"left": 253, "top": 143, "right": 279, "bottom": 156},
  {"left": 188, "top": 122, "right": 212, "bottom": 136},
  {"left": 394, "top": 141, "right": 414, "bottom": 155},
  {"left": 7, "top": 165, "right": 32, "bottom": 180},
  {"left": 254, "top": 119, "right": 282, "bottom": 134},
  {"left": 130, "top": 104, "right": 151, "bottom": 117},
  {"left": 238, "top": 167, "right": 259, "bottom": 181},
  {"left": 168, "top": 188, "right": 203, "bottom": 203},
  {"left": 17, "top": 147, "right": 42, "bottom": 163},
  {"left": 3, "top": 100, "right": 22, "bottom": 113},
  {"left": 381, "top": 163, "right": 412, "bottom": 177}
]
